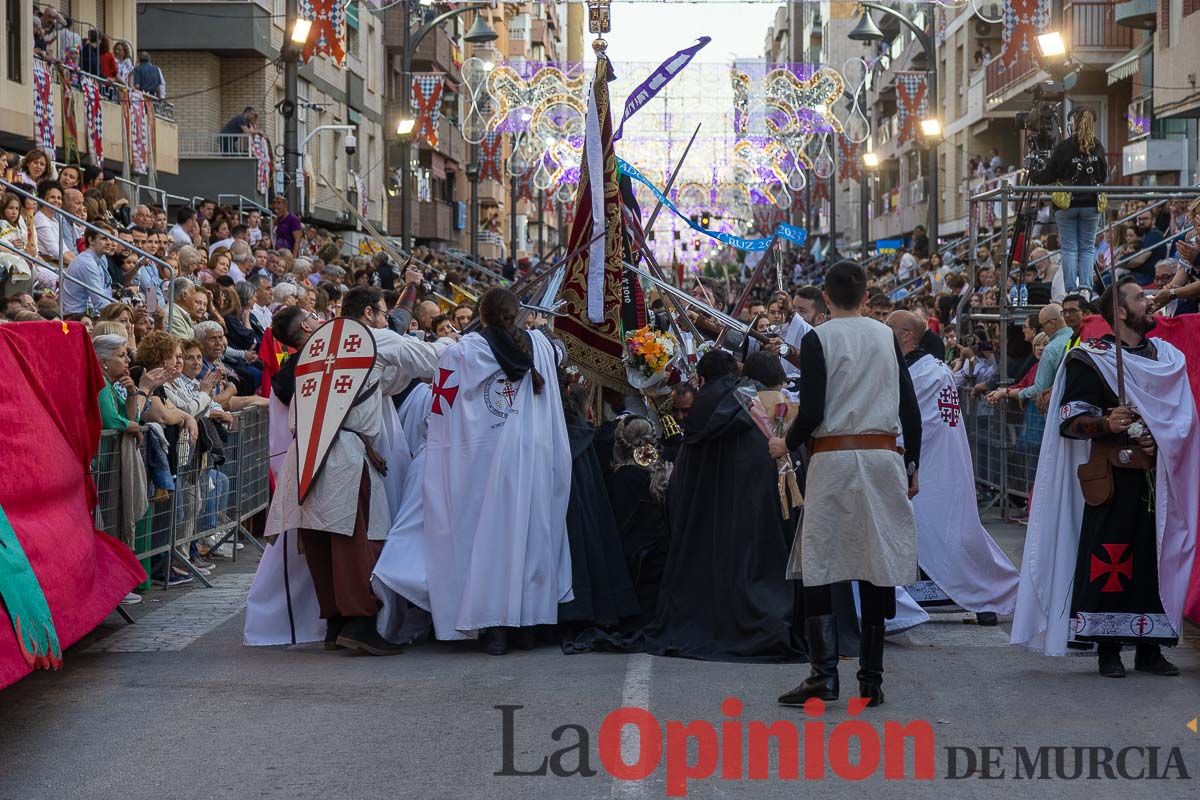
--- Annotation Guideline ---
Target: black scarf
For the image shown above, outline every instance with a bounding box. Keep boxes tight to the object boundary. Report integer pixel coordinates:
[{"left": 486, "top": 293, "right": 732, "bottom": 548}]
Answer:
[
  {"left": 272, "top": 355, "right": 298, "bottom": 406},
  {"left": 481, "top": 326, "right": 534, "bottom": 383}
]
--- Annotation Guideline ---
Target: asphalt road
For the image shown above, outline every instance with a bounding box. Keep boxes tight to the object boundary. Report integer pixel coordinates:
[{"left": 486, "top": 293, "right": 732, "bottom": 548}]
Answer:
[{"left": 1, "top": 515, "right": 1198, "bottom": 800}]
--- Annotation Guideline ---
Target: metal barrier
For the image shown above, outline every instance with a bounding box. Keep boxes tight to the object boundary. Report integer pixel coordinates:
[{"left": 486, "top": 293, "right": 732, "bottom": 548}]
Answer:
[
  {"left": 961, "top": 393, "right": 1041, "bottom": 506},
  {"left": 93, "top": 406, "right": 268, "bottom": 590}
]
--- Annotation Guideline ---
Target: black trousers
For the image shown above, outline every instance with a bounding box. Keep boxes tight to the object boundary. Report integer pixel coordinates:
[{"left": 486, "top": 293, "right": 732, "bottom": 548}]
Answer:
[{"left": 804, "top": 581, "right": 894, "bottom": 626}]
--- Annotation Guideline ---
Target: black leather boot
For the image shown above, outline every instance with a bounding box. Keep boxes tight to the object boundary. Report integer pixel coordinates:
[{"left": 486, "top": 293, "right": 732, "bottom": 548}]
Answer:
[
  {"left": 778, "top": 615, "right": 839, "bottom": 706},
  {"left": 481, "top": 627, "right": 509, "bottom": 656},
  {"left": 1097, "top": 642, "right": 1126, "bottom": 678},
  {"left": 1134, "top": 643, "right": 1179, "bottom": 676},
  {"left": 323, "top": 614, "right": 346, "bottom": 651},
  {"left": 857, "top": 623, "right": 886, "bottom": 707},
  {"left": 335, "top": 616, "right": 406, "bottom": 656}
]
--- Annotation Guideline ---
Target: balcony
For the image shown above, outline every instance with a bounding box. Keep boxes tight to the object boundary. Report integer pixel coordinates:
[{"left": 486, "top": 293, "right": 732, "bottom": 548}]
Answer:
[
  {"left": 1114, "top": 0, "right": 1157, "bottom": 29},
  {"left": 30, "top": 60, "right": 178, "bottom": 175},
  {"left": 986, "top": 1, "right": 1134, "bottom": 106},
  {"left": 388, "top": 199, "right": 453, "bottom": 243},
  {"left": 1122, "top": 138, "right": 1189, "bottom": 175},
  {"left": 531, "top": 19, "right": 549, "bottom": 46},
  {"left": 478, "top": 177, "right": 504, "bottom": 206}
]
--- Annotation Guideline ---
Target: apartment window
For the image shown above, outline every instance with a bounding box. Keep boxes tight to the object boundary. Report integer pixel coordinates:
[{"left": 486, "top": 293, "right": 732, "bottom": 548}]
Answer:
[{"left": 6, "top": 0, "right": 21, "bottom": 82}]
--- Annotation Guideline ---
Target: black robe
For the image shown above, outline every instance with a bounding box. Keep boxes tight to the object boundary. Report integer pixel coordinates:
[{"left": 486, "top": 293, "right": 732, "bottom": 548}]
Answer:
[
  {"left": 1061, "top": 339, "right": 1175, "bottom": 647},
  {"left": 608, "top": 464, "right": 670, "bottom": 628},
  {"left": 557, "top": 411, "right": 641, "bottom": 627}
]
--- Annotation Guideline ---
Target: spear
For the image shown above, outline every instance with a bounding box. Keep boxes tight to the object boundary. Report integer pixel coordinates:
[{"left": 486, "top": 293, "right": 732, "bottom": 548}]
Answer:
[{"left": 643, "top": 122, "right": 701, "bottom": 237}]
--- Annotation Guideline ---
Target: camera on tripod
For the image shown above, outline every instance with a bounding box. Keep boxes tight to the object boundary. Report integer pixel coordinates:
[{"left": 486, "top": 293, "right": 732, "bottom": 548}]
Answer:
[{"left": 1015, "top": 85, "right": 1061, "bottom": 171}]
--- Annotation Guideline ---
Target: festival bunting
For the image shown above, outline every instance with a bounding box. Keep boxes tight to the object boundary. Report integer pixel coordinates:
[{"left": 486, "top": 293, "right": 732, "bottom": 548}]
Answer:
[
  {"left": 614, "top": 36, "right": 710, "bottom": 141},
  {"left": 1002, "top": 0, "right": 1051, "bottom": 71},
  {"left": 479, "top": 131, "right": 502, "bottom": 182},
  {"left": 411, "top": 73, "right": 445, "bottom": 148},
  {"left": 300, "top": 0, "right": 346, "bottom": 65},
  {"left": 81, "top": 76, "right": 104, "bottom": 165},
  {"left": 356, "top": 172, "right": 369, "bottom": 220},
  {"left": 813, "top": 178, "right": 830, "bottom": 203},
  {"left": 250, "top": 133, "right": 271, "bottom": 197},
  {"left": 619, "top": 157, "right": 807, "bottom": 252},
  {"left": 32, "top": 60, "right": 55, "bottom": 155},
  {"left": 839, "top": 135, "right": 861, "bottom": 183},
  {"left": 123, "top": 89, "right": 150, "bottom": 175},
  {"left": 555, "top": 54, "right": 630, "bottom": 391},
  {"left": 895, "top": 72, "right": 929, "bottom": 146},
  {"left": 56, "top": 66, "right": 80, "bottom": 165}
]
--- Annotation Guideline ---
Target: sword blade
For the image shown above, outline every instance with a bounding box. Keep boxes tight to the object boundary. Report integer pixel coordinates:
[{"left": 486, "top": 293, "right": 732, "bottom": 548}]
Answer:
[{"left": 643, "top": 122, "right": 701, "bottom": 236}]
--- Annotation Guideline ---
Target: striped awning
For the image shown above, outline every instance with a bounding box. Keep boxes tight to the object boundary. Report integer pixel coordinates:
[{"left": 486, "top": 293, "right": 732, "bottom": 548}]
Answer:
[{"left": 1107, "top": 40, "right": 1152, "bottom": 86}]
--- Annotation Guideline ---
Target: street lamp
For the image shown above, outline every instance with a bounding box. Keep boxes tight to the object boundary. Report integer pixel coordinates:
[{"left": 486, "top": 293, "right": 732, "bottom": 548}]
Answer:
[
  {"left": 919, "top": 118, "right": 943, "bottom": 140},
  {"left": 398, "top": 3, "right": 498, "bottom": 251},
  {"left": 861, "top": 150, "right": 880, "bottom": 261},
  {"left": 1036, "top": 31, "right": 1067, "bottom": 59},
  {"left": 849, "top": 3, "right": 940, "bottom": 249}
]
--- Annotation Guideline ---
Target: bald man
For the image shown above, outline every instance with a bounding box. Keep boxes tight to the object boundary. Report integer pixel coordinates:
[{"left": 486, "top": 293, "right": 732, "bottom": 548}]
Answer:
[
  {"left": 132, "top": 204, "right": 154, "bottom": 229},
  {"left": 888, "top": 311, "right": 1019, "bottom": 625},
  {"left": 986, "top": 303, "right": 1072, "bottom": 408},
  {"left": 62, "top": 188, "right": 87, "bottom": 245}
]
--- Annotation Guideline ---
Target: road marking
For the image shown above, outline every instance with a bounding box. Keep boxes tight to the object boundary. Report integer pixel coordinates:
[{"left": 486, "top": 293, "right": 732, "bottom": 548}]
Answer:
[
  {"left": 85, "top": 573, "right": 253, "bottom": 653},
  {"left": 610, "top": 653, "right": 654, "bottom": 799}
]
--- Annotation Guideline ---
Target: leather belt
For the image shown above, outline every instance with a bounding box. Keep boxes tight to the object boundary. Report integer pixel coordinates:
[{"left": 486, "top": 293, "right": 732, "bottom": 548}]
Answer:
[{"left": 810, "top": 434, "right": 903, "bottom": 455}]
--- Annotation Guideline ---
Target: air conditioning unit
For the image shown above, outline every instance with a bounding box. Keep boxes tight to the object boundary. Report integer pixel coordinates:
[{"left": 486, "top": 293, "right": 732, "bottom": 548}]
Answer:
[{"left": 975, "top": 20, "right": 994, "bottom": 37}]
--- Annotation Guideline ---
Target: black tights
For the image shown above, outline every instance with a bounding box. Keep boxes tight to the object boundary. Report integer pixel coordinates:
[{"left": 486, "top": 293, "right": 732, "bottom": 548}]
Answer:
[{"left": 804, "top": 582, "right": 894, "bottom": 626}]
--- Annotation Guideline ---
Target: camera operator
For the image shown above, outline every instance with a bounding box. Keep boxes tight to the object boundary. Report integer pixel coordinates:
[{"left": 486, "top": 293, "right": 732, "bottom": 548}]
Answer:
[{"left": 1031, "top": 107, "right": 1106, "bottom": 296}]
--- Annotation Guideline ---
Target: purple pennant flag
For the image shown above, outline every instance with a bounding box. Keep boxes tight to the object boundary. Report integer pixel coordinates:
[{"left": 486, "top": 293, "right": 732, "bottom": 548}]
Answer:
[{"left": 613, "top": 36, "right": 711, "bottom": 141}]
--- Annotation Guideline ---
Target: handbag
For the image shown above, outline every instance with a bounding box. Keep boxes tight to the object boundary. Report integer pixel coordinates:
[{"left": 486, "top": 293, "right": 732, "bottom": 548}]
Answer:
[{"left": 1051, "top": 183, "right": 1071, "bottom": 210}]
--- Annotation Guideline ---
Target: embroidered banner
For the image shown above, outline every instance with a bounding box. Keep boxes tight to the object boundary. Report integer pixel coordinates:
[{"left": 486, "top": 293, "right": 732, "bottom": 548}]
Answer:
[
  {"left": 1002, "top": 0, "right": 1051, "bottom": 70},
  {"left": 81, "top": 76, "right": 103, "bottom": 165},
  {"left": 250, "top": 133, "right": 271, "bottom": 197},
  {"left": 838, "top": 134, "right": 861, "bottom": 183},
  {"left": 614, "top": 36, "right": 710, "bottom": 141},
  {"left": 411, "top": 73, "right": 445, "bottom": 148},
  {"left": 56, "top": 65, "right": 80, "bottom": 165},
  {"left": 32, "top": 60, "right": 55, "bottom": 154},
  {"left": 479, "top": 131, "right": 502, "bottom": 182},
  {"left": 123, "top": 89, "right": 150, "bottom": 175},
  {"left": 300, "top": 0, "right": 346, "bottom": 65},
  {"left": 895, "top": 72, "right": 928, "bottom": 146},
  {"left": 356, "top": 172, "right": 368, "bottom": 219},
  {"left": 555, "top": 55, "right": 629, "bottom": 391}
]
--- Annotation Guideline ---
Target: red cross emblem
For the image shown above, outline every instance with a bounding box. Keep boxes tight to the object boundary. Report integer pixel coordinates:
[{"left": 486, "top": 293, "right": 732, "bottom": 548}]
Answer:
[
  {"left": 1090, "top": 543, "right": 1133, "bottom": 593},
  {"left": 343, "top": 334, "right": 362, "bottom": 353},
  {"left": 499, "top": 379, "right": 518, "bottom": 408},
  {"left": 292, "top": 318, "right": 376, "bottom": 502},
  {"left": 937, "top": 385, "right": 960, "bottom": 427},
  {"left": 431, "top": 368, "right": 459, "bottom": 415}
]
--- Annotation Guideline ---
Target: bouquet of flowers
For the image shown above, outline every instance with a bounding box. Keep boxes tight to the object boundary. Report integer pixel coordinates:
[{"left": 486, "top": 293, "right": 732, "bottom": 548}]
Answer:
[
  {"left": 734, "top": 385, "right": 803, "bottom": 519},
  {"left": 623, "top": 326, "right": 678, "bottom": 390}
]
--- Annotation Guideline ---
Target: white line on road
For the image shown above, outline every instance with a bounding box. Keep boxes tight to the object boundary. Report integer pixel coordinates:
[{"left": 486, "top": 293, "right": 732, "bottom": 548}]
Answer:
[
  {"left": 611, "top": 653, "right": 654, "bottom": 799},
  {"left": 85, "top": 573, "right": 253, "bottom": 653}
]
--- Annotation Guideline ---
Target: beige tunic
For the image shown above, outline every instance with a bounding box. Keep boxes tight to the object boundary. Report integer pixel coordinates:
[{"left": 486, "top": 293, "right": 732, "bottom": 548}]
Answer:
[
  {"left": 265, "top": 329, "right": 448, "bottom": 541},
  {"left": 788, "top": 317, "right": 919, "bottom": 587}
]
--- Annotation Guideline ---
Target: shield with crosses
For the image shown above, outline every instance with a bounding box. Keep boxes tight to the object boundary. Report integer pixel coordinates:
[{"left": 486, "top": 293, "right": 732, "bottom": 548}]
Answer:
[{"left": 293, "top": 318, "right": 377, "bottom": 503}]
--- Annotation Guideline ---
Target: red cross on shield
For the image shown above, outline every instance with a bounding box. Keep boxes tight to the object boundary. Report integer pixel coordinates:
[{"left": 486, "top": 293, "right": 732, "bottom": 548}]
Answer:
[{"left": 292, "top": 318, "right": 377, "bottom": 503}]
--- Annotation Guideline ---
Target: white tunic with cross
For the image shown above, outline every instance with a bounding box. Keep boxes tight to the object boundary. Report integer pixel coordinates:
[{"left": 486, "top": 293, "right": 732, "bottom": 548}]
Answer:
[{"left": 265, "top": 329, "right": 450, "bottom": 541}]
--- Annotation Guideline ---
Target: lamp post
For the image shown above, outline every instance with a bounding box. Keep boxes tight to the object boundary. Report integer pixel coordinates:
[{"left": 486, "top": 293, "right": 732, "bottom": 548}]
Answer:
[
  {"left": 861, "top": 151, "right": 880, "bottom": 261},
  {"left": 396, "top": 2, "right": 497, "bottom": 251},
  {"left": 850, "top": 2, "right": 940, "bottom": 248},
  {"left": 466, "top": 145, "right": 480, "bottom": 259},
  {"left": 281, "top": 10, "right": 311, "bottom": 213}
]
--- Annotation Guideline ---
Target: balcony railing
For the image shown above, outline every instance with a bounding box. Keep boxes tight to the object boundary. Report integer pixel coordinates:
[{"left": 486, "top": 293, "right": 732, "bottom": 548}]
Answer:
[
  {"left": 37, "top": 56, "right": 176, "bottom": 122},
  {"left": 179, "top": 133, "right": 260, "bottom": 158},
  {"left": 1065, "top": 0, "right": 1134, "bottom": 50}
]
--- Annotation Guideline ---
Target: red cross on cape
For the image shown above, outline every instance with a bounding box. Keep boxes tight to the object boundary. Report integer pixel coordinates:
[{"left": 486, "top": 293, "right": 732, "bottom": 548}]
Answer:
[{"left": 292, "top": 318, "right": 377, "bottom": 503}]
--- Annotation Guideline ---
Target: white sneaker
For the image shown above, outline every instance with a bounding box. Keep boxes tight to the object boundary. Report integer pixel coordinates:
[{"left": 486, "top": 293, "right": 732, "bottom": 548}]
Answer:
[{"left": 121, "top": 592, "right": 143, "bottom": 606}]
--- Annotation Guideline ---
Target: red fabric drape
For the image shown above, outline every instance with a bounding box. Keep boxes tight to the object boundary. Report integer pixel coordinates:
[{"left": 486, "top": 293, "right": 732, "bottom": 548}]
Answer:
[{"left": 0, "top": 322, "right": 145, "bottom": 689}]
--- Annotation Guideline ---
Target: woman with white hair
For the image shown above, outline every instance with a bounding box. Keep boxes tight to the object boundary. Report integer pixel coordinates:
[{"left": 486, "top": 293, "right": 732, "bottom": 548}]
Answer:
[
  {"left": 93, "top": 334, "right": 149, "bottom": 437},
  {"left": 272, "top": 282, "right": 299, "bottom": 308}
]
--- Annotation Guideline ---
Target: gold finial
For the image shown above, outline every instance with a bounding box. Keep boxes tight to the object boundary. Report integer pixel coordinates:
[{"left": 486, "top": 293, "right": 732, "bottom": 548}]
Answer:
[{"left": 592, "top": 37, "right": 608, "bottom": 55}]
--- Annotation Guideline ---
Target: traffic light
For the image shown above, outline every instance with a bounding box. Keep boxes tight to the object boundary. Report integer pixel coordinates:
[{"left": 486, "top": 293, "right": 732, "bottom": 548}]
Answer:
[{"left": 700, "top": 211, "right": 711, "bottom": 228}]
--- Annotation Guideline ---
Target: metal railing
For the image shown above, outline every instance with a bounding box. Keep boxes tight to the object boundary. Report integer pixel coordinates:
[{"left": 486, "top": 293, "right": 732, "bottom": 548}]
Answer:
[
  {"left": 0, "top": 178, "right": 178, "bottom": 327},
  {"left": 93, "top": 407, "right": 269, "bottom": 589},
  {"left": 34, "top": 55, "right": 176, "bottom": 121},
  {"left": 179, "top": 133, "right": 258, "bottom": 159}
]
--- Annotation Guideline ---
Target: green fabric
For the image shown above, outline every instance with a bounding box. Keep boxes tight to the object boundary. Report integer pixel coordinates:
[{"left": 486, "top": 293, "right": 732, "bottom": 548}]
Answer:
[
  {"left": 0, "top": 503, "right": 61, "bottom": 671},
  {"left": 98, "top": 379, "right": 130, "bottom": 431}
]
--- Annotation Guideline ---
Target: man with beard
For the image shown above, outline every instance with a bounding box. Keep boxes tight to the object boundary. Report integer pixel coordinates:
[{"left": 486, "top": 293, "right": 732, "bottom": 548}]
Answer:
[
  {"left": 1013, "top": 277, "right": 1198, "bottom": 677},
  {"left": 887, "top": 311, "right": 1020, "bottom": 624}
]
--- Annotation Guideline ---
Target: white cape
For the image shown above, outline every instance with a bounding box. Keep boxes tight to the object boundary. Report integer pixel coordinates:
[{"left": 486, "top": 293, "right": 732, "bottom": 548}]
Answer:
[
  {"left": 904, "top": 354, "right": 1020, "bottom": 614},
  {"left": 422, "top": 330, "right": 573, "bottom": 640},
  {"left": 372, "top": 384, "right": 435, "bottom": 643},
  {"left": 245, "top": 392, "right": 325, "bottom": 646},
  {"left": 851, "top": 585, "right": 929, "bottom": 634},
  {"left": 1011, "top": 339, "right": 1200, "bottom": 655}
]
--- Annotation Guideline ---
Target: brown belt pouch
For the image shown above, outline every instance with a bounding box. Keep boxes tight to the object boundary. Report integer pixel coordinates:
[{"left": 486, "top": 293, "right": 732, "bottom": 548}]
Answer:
[{"left": 1077, "top": 441, "right": 1115, "bottom": 506}]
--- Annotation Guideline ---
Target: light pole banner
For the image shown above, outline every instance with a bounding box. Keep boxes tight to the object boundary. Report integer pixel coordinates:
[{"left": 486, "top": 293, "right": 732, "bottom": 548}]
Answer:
[
  {"left": 895, "top": 72, "right": 928, "bottom": 147},
  {"left": 411, "top": 73, "right": 446, "bottom": 148},
  {"left": 613, "top": 36, "right": 711, "bottom": 142}
]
